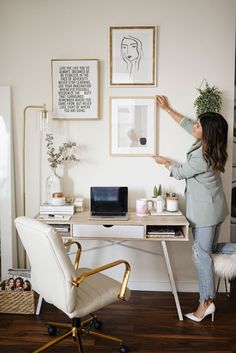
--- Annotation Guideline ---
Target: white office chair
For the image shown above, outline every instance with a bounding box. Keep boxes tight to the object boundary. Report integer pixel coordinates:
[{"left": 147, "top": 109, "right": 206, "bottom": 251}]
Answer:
[{"left": 15, "top": 216, "right": 131, "bottom": 353}]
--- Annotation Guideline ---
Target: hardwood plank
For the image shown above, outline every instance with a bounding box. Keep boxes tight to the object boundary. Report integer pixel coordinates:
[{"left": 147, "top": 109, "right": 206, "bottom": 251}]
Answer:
[{"left": 0, "top": 290, "right": 236, "bottom": 352}]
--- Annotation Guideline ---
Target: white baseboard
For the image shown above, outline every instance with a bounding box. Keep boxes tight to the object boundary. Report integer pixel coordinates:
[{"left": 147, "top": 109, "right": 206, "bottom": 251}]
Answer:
[
  {"left": 129, "top": 280, "right": 228, "bottom": 293},
  {"left": 128, "top": 280, "right": 198, "bottom": 292}
]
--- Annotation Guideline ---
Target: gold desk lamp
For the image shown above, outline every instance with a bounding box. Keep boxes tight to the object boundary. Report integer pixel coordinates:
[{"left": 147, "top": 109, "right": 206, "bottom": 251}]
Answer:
[{"left": 23, "top": 104, "right": 48, "bottom": 216}]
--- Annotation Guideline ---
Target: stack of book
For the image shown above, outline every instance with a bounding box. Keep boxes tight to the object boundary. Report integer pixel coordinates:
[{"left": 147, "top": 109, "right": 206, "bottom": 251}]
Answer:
[
  {"left": 146, "top": 226, "right": 184, "bottom": 239},
  {"left": 37, "top": 203, "right": 75, "bottom": 221}
]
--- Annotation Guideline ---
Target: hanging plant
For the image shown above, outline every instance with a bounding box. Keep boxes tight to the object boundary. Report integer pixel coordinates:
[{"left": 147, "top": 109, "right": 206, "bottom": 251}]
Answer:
[{"left": 193, "top": 80, "right": 222, "bottom": 117}]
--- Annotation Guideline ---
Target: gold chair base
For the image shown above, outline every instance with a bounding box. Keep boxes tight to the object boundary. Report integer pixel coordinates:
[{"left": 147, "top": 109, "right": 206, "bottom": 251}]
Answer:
[{"left": 33, "top": 315, "right": 123, "bottom": 353}]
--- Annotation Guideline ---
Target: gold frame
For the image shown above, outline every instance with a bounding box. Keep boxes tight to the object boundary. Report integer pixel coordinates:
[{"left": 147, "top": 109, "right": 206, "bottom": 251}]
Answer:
[
  {"left": 109, "top": 26, "right": 156, "bottom": 86},
  {"left": 110, "top": 96, "right": 157, "bottom": 156},
  {"left": 51, "top": 59, "right": 100, "bottom": 120}
]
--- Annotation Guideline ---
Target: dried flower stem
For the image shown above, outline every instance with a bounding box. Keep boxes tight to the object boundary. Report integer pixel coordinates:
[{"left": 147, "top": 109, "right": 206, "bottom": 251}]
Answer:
[{"left": 46, "top": 133, "right": 80, "bottom": 168}]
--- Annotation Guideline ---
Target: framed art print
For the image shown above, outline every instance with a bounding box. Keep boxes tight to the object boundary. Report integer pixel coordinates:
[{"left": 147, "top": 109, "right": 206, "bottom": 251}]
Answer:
[
  {"left": 109, "top": 26, "right": 156, "bottom": 86},
  {"left": 110, "top": 97, "right": 156, "bottom": 156},
  {"left": 51, "top": 59, "right": 99, "bottom": 119}
]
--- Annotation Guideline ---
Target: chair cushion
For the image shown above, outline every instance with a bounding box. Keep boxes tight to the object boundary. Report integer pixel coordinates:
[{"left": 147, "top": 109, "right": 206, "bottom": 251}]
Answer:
[{"left": 67, "top": 268, "right": 131, "bottom": 318}]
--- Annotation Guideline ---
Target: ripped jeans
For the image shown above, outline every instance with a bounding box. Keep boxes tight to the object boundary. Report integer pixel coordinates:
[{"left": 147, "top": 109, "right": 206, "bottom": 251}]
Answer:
[{"left": 192, "top": 223, "right": 236, "bottom": 303}]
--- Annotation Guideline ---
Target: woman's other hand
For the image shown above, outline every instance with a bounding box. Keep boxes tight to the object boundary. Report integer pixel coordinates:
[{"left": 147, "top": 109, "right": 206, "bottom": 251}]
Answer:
[
  {"left": 156, "top": 96, "right": 170, "bottom": 111},
  {"left": 152, "top": 154, "right": 168, "bottom": 165},
  {"left": 152, "top": 155, "right": 172, "bottom": 170}
]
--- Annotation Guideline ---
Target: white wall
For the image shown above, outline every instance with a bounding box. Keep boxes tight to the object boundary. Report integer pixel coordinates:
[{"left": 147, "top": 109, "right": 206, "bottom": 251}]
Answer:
[{"left": 0, "top": 0, "right": 235, "bottom": 291}]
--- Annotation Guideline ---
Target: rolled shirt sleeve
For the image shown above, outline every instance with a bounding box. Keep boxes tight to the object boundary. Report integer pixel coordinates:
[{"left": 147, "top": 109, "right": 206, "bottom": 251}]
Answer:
[
  {"left": 169, "top": 151, "right": 209, "bottom": 180},
  {"left": 179, "top": 117, "right": 195, "bottom": 135},
  {"left": 169, "top": 117, "right": 204, "bottom": 180}
]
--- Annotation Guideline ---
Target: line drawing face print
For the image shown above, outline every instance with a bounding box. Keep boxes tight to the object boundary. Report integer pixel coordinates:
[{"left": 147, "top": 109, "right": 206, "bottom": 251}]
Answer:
[{"left": 120, "top": 36, "right": 143, "bottom": 77}]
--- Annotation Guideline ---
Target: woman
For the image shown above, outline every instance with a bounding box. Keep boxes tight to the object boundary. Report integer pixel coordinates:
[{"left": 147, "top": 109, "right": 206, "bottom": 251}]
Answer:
[{"left": 153, "top": 95, "right": 236, "bottom": 322}]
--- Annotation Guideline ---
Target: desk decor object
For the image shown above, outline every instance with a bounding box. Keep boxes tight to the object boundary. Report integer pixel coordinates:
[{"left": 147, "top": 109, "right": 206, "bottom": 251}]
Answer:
[
  {"left": 152, "top": 184, "right": 162, "bottom": 198},
  {"left": 136, "top": 198, "right": 153, "bottom": 216},
  {"left": 51, "top": 192, "right": 66, "bottom": 206},
  {"left": 110, "top": 97, "right": 156, "bottom": 156},
  {"left": 51, "top": 59, "right": 99, "bottom": 119},
  {"left": 37, "top": 214, "right": 72, "bottom": 221},
  {"left": 146, "top": 225, "right": 184, "bottom": 238},
  {"left": 39, "top": 202, "right": 75, "bottom": 215},
  {"left": 109, "top": 26, "right": 156, "bottom": 86},
  {"left": 155, "top": 195, "right": 165, "bottom": 213},
  {"left": 38, "top": 203, "right": 74, "bottom": 221},
  {"left": 150, "top": 209, "right": 182, "bottom": 216},
  {"left": 166, "top": 195, "right": 178, "bottom": 212},
  {"left": 0, "top": 269, "right": 34, "bottom": 314},
  {"left": 46, "top": 168, "right": 63, "bottom": 203},
  {"left": 74, "top": 197, "right": 84, "bottom": 212},
  {"left": 45, "top": 133, "right": 80, "bottom": 203}
]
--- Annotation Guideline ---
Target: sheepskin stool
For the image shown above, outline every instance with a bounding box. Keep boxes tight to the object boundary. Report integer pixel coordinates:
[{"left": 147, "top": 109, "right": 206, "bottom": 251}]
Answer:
[{"left": 212, "top": 253, "right": 236, "bottom": 297}]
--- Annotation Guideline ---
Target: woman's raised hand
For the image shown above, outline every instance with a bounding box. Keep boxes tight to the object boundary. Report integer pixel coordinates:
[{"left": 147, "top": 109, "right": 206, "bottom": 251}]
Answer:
[
  {"left": 156, "top": 96, "right": 170, "bottom": 111},
  {"left": 155, "top": 96, "right": 183, "bottom": 124}
]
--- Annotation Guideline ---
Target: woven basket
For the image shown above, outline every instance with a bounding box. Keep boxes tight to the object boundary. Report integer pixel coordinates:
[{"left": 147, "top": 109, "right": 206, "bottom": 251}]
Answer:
[{"left": 0, "top": 290, "right": 35, "bottom": 314}]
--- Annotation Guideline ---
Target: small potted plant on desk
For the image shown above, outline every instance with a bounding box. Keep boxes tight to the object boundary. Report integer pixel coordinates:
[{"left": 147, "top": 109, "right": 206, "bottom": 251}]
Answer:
[{"left": 152, "top": 184, "right": 165, "bottom": 213}]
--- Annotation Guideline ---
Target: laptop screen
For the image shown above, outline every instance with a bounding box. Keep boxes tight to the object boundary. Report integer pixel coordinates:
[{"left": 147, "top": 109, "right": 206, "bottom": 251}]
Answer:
[{"left": 90, "top": 187, "right": 128, "bottom": 216}]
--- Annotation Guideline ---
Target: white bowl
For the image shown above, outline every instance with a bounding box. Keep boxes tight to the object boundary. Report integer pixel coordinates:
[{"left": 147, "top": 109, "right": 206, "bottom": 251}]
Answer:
[{"left": 51, "top": 197, "right": 65, "bottom": 206}]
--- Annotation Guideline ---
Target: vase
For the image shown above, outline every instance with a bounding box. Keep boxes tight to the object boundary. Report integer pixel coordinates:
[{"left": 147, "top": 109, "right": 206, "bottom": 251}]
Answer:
[
  {"left": 46, "top": 167, "right": 63, "bottom": 204},
  {"left": 155, "top": 195, "right": 165, "bottom": 213}
]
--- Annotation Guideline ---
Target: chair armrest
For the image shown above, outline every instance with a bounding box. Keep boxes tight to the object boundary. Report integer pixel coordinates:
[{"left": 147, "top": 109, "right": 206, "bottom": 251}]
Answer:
[
  {"left": 72, "top": 260, "right": 131, "bottom": 300},
  {"left": 64, "top": 240, "right": 82, "bottom": 270}
]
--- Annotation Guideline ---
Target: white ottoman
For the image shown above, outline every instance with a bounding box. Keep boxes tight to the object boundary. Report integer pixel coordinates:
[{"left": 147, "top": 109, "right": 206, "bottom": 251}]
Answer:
[{"left": 212, "top": 253, "right": 236, "bottom": 296}]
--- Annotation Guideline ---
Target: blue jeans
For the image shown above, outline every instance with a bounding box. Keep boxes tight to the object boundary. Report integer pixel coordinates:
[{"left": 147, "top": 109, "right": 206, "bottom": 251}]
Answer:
[{"left": 192, "top": 223, "right": 236, "bottom": 303}]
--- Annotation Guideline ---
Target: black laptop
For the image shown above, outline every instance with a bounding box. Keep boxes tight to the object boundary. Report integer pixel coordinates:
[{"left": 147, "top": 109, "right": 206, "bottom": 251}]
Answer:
[{"left": 89, "top": 186, "right": 128, "bottom": 220}]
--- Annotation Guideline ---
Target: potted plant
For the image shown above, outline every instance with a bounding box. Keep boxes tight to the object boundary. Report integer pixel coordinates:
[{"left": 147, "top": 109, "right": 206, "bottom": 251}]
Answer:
[
  {"left": 152, "top": 184, "right": 162, "bottom": 198},
  {"left": 193, "top": 80, "right": 222, "bottom": 117},
  {"left": 45, "top": 133, "right": 80, "bottom": 203}
]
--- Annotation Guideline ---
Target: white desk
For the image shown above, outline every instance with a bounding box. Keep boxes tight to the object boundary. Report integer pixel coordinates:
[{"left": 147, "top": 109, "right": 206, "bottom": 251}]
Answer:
[{"left": 37, "top": 211, "right": 189, "bottom": 320}]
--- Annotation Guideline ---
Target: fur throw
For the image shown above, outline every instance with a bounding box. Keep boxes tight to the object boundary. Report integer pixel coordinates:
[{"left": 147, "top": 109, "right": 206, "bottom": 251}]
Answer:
[{"left": 212, "top": 254, "right": 236, "bottom": 280}]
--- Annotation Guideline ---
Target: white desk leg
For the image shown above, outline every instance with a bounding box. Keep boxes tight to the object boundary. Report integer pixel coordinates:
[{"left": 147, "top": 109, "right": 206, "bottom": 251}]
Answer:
[
  {"left": 36, "top": 294, "right": 43, "bottom": 315},
  {"left": 161, "top": 241, "right": 183, "bottom": 321}
]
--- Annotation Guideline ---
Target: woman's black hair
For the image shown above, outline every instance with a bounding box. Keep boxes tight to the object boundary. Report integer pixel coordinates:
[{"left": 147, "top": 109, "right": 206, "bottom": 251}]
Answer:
[{"left": 198, "top": 112, "right": 228, "bottom": 172}]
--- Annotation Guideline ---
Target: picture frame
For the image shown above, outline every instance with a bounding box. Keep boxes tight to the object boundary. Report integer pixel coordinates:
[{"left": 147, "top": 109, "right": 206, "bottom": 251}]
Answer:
[
  {"left": 109, "top": 26, "right": 156, "bottom": 86},
  {"left": 110, "top": 97, "right": 156, "bottom": 156},
  {"left": 51, "top": 59, "right": 99, "bottom": 119}
]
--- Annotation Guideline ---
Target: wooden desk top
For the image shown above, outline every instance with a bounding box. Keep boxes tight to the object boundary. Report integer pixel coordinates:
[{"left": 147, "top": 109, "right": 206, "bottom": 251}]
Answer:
[
  {"left": 37, "top": 211, "right": 189, "bottom": 241},
  {"left": 41, "top": 211, "right": 189, "bottom": 227}
]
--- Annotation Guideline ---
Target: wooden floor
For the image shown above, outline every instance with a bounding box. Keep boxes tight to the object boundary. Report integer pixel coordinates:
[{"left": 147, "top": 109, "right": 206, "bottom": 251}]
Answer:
[{"left": 0, "top": 289, "right": 236, "bottom": 353}]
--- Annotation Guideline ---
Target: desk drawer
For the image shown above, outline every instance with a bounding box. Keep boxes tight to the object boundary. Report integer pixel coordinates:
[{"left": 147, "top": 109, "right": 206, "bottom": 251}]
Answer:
[{"left": 72, "top": 224, "right": 144, "bottom": 239}]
